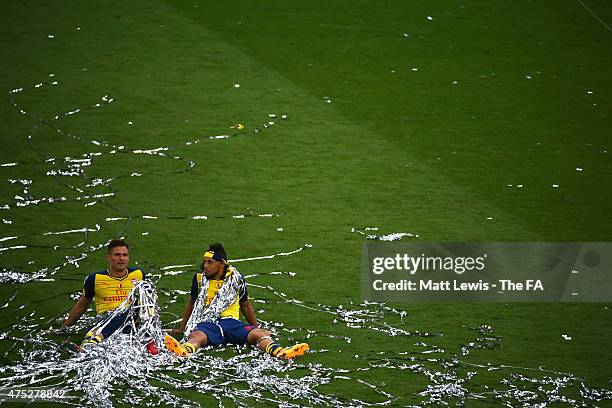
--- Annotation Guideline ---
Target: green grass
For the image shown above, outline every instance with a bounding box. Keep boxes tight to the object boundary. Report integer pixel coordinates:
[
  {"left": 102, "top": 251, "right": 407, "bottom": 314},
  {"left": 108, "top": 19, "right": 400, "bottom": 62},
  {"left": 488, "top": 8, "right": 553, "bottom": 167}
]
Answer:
[{"left": 1, "top": 0, "right": 611, "bottom": 406}]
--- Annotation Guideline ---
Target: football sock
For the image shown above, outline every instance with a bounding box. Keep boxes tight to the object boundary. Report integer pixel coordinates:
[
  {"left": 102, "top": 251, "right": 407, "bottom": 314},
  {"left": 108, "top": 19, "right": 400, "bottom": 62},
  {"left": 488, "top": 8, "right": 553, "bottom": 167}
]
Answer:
[
  {"left": 182, "top": 342, "right": 196, "bottom": 354},
  {"left": 265, "top": 342, "right": 283, "bottom": 357},
  {"left": 81, "top": 334, "right": 103, "bottom": 348}
]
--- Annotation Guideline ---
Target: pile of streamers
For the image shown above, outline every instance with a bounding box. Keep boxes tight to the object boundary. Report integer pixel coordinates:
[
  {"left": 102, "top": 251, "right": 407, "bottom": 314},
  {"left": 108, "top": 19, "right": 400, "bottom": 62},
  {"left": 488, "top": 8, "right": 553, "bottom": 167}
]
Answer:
[{"left": 1, "top": 272, "right": 611, "bottom": 407}]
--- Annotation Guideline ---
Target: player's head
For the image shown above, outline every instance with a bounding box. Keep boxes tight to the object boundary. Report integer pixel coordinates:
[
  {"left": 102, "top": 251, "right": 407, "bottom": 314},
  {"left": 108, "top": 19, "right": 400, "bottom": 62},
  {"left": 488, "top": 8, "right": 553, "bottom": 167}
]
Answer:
[
  {"left": 107, "top": 239, "right": 129, "bottom": 273},
  {"left": 202, "top": 243, "right": 228, "bottom": 277}
]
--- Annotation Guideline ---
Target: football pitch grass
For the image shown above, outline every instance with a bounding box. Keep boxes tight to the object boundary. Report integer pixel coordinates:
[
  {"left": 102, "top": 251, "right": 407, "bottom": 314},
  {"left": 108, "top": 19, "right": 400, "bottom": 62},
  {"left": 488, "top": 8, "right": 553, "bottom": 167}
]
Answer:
[{"left": 1, "top": 0, "right": 611, "bottom": 406}]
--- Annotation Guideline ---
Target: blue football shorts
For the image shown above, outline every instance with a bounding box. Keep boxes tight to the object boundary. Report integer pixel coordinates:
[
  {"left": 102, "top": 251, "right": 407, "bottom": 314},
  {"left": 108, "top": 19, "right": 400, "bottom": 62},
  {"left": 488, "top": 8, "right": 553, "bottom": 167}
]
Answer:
[{"left": 193, "top": 318, "right": 257, "bottom": 346}]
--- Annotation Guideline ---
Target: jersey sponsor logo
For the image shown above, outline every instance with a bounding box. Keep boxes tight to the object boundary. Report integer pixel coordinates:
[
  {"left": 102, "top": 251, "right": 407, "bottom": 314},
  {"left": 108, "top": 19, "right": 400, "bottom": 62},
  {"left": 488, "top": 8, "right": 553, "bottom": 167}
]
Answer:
[{"left": 102, "top": 295, "right": 128, "bottom": 302}]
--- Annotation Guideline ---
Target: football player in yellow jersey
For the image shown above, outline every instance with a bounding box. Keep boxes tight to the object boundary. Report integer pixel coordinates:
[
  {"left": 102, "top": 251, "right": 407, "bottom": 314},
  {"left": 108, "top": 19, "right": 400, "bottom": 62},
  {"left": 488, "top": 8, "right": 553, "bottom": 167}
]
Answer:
[
  {"left": 55, "top": 239, "right": 148, "bottom": 349},
  {"left": 164, "top": 243, "right": 309, "bottom": 359}
]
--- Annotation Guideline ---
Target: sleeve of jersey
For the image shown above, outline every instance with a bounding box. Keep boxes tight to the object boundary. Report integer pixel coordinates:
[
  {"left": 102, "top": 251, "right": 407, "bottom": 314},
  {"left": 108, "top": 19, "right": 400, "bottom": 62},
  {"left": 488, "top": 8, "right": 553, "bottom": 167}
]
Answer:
[
  {"left": 83, "top": 274, "right": 95, "bottom": 300},
  {"left": 238, "top": 275, "right": 249, "bottom": 302},
  {"left": 190, "top": 273, "right": 199, "bottom": 301}
]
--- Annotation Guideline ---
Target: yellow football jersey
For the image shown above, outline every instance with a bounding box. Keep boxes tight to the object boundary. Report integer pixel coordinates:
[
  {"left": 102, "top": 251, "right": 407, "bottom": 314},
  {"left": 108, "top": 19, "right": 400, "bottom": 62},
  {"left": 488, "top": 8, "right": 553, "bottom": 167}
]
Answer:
[
  {"left": 191, "top": 267, "right": 248, "bottom": 319},
  {"left": 83, "top": 268, "right": 145, "bottom": 314}
]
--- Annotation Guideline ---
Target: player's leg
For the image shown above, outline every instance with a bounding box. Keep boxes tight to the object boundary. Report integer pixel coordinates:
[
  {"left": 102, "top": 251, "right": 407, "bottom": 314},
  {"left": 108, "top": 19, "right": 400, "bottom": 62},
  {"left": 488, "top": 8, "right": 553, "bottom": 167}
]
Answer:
[
  {"left": 183, "top": 330, "right": 208, "bottom": 353},
  {"left": 247, "top": 328, "right": 283, "bottom": 357},
  {"left": 244, "top": 327, "right": 309, "bottom": 359},
  {"left": 165, "top": 322, "right": 222, "bottom": 356},
  {"left": 81, "top": 311, "right": 127, "bottom": 349}
]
